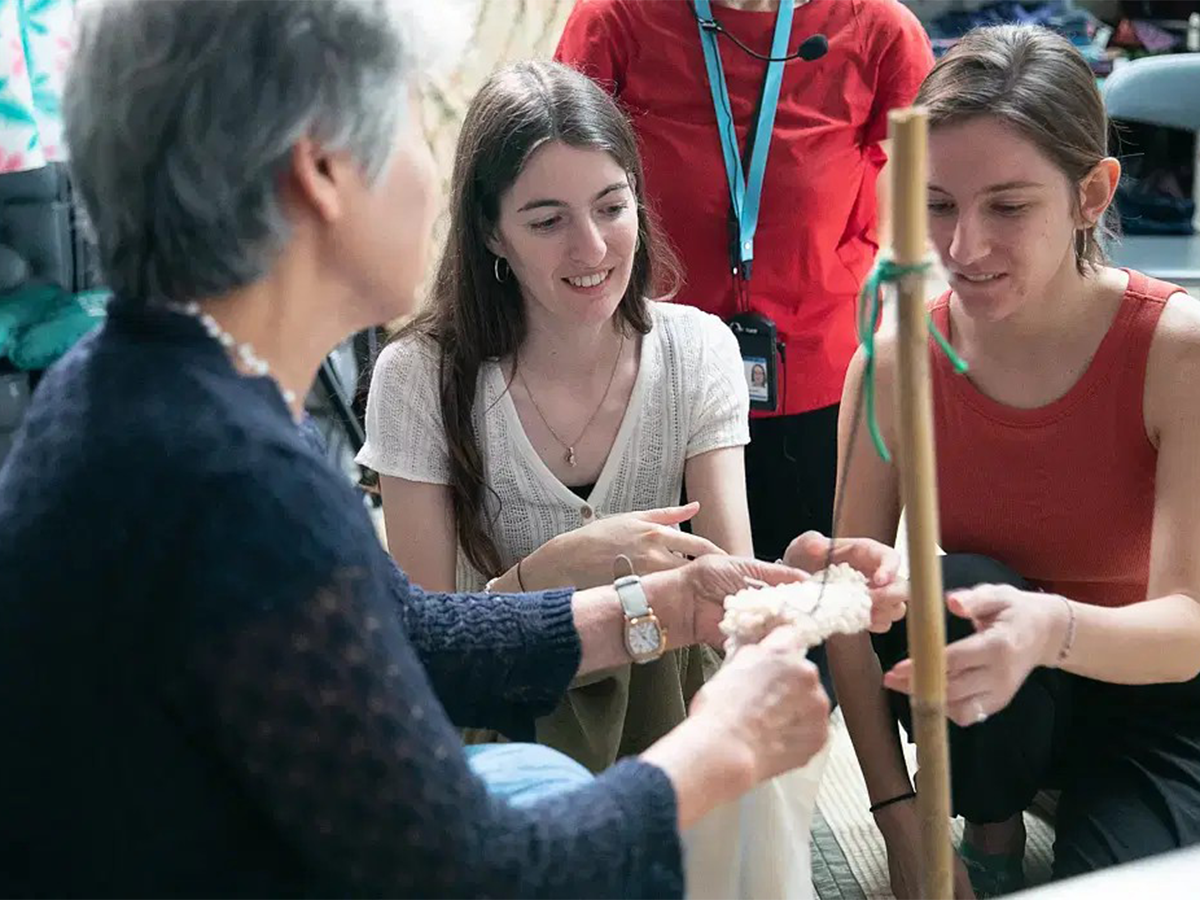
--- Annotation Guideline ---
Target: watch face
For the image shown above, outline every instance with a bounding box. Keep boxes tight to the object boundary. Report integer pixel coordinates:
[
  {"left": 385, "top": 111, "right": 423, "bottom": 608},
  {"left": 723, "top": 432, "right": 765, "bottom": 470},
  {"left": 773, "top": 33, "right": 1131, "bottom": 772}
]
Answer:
[{"left": 627, "top": 617, "right": 664, "bottom": 659}]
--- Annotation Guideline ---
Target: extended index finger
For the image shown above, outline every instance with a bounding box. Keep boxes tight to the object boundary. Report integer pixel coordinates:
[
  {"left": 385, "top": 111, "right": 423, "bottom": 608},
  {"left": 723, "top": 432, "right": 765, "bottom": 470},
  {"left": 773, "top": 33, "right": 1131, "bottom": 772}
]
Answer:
[{"left": 660, "top": 527, "right": 726, "bottom": 560}]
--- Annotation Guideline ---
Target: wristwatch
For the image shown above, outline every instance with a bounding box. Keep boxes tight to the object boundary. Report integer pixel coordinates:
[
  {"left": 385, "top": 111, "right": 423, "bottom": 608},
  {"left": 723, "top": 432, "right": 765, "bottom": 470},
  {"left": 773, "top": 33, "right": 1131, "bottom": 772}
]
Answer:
[{"left": 613, "top": 555, "right": 667, "bottom": 664}]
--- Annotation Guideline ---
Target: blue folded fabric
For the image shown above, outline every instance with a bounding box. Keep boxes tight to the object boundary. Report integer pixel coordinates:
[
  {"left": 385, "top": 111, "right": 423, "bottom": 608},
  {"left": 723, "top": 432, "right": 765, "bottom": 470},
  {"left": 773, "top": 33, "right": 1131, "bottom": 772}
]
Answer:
[
  {"left": 0, "top": 282, "right": 111, "bottom": 370},
  {"left": 0, "top": 282, "right": 60, "bottom": 356}
]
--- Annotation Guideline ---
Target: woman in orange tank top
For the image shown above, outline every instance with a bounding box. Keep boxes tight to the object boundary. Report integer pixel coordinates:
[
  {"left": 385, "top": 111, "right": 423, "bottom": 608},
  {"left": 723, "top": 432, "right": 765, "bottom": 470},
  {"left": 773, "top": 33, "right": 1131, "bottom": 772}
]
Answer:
[{"left": 825, "top": 24, "right": 1200, "bottom": 898}]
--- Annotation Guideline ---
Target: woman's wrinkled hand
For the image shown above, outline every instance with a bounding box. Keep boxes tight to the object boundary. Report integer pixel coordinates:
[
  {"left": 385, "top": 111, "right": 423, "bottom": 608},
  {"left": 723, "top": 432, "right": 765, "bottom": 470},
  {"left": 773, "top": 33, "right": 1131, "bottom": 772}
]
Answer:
[
  {"left": 655, "top": 552, "right": 907, "bottom": 651},
  {"left": 678, "top": 554, "right": 807, "bottom": 647},
  {"left": 688, "top": 624, "right": 831, "bottom": 782}
]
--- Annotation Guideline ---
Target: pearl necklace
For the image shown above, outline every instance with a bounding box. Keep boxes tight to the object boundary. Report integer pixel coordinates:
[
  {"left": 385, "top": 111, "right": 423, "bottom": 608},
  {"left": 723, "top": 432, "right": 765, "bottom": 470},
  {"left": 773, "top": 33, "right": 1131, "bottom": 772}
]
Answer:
[{"left": 169, "top": 301, "right": 298, "bottom": 407}]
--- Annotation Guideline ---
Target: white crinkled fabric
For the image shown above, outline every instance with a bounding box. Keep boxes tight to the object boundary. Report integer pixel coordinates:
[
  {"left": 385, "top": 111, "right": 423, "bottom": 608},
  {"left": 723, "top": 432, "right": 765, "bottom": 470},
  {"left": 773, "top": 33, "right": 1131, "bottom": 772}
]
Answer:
[
  {"left": 683, "top": 565, "right": 873, "bottom": 900},
  {"left": 719, "top": 563, "right": 873, "bottom": 656}
]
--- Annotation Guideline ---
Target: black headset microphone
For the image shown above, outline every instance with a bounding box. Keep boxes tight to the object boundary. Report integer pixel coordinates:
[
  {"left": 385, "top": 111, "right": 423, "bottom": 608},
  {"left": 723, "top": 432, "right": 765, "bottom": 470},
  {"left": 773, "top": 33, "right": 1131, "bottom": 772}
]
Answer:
[
  {"left": 694, "top": 14, "right": 829, "bottom": 63},
  {"left": 793, "top": 33, "right": 829, "bottom": 62}
]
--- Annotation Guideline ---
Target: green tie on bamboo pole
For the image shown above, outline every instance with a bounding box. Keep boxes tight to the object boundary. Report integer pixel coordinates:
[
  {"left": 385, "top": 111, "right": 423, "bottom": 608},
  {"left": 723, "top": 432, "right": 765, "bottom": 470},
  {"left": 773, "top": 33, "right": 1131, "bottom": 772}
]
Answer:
[{"left": 888, "top": 106, "right": 953, "bottom": 900}]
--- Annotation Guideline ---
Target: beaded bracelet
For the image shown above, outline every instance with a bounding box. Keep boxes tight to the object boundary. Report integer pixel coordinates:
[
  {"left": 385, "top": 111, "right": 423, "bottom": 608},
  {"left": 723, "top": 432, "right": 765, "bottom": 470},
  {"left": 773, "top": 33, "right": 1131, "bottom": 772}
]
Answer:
[{"left": 869, "top": 790, "right": 916, "bottom": 814}]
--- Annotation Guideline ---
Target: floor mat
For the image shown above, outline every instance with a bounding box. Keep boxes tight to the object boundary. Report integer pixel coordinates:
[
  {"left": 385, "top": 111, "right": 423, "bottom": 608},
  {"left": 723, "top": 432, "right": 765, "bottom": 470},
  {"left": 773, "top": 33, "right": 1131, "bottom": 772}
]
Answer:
[
  {"left": 812, "top": 807, "right": 867, "bottom": 900},
  {"left": 813, "top": 709, "right": 1055, "bottom": 899}
]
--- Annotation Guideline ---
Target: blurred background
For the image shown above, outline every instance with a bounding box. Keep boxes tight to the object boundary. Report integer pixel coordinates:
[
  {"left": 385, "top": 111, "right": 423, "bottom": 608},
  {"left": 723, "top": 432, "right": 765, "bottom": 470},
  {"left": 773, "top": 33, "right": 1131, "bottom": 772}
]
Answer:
[{"left": 1, "top": 2, "right": 1199, "bottom": 896}]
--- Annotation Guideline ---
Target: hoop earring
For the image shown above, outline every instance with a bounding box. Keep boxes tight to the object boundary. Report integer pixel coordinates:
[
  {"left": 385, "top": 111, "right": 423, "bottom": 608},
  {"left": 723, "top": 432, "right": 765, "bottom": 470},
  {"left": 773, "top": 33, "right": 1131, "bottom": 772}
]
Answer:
[
  {"left": 1074, "top": 226, "right": 1093, "bottom": 261},
  {"left": 493, "top": 256, "right": 509, "bottom": 283}
]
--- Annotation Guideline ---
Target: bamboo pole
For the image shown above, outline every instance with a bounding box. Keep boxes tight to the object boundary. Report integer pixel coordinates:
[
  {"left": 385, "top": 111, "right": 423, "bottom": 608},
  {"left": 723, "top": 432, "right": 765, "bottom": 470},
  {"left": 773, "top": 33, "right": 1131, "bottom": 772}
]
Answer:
[{"left": 888, "top": 107, "right": 953, "bottom": 900}]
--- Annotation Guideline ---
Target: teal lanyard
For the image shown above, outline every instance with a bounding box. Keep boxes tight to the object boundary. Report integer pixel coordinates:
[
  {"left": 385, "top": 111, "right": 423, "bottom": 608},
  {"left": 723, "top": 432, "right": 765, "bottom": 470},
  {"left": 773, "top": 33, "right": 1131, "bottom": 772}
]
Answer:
[{"left": 693, "top": 0, "right": 793, "bottom": 282}]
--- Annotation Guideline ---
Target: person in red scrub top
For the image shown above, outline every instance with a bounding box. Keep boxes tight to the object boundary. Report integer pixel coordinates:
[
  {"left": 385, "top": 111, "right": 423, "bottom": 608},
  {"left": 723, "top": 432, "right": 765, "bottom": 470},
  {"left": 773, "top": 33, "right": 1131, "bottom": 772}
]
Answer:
[{"left": 555, "top": 0, "right": 933, "bottom": 566}]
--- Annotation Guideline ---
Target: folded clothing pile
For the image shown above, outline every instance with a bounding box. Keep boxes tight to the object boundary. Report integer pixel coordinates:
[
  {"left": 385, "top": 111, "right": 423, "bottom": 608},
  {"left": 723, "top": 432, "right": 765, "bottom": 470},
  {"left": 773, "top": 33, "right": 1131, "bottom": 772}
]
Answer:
[{"left": 0, "top": 242, "right": 109, "bottom": 372}]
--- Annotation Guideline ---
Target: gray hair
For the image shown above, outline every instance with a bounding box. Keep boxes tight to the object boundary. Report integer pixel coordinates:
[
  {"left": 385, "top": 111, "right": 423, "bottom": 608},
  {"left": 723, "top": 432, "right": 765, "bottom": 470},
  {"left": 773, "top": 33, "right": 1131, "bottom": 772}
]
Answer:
[{"left": 65, "top": 0, "right": 440, "bottom": 303}]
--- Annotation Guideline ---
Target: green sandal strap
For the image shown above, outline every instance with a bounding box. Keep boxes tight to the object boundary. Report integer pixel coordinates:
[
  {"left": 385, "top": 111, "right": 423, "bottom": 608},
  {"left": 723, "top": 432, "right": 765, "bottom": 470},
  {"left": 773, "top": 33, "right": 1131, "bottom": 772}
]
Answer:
[{"left": 959, "top": 841, "right": 1026, "bottom": 898}]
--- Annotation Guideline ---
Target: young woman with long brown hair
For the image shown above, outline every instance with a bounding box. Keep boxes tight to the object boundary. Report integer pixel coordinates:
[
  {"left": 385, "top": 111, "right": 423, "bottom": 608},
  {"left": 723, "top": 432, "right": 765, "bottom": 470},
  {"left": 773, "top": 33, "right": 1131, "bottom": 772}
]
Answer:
[{"left": 359, "top": 60, "right": 760, "bottom": 771}]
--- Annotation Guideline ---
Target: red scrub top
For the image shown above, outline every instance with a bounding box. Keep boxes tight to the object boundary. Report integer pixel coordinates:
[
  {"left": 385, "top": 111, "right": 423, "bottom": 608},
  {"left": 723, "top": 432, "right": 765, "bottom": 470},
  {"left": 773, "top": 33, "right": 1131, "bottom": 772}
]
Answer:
[{"left": 556, "top": 0, "right": 933, "bottom": 415}]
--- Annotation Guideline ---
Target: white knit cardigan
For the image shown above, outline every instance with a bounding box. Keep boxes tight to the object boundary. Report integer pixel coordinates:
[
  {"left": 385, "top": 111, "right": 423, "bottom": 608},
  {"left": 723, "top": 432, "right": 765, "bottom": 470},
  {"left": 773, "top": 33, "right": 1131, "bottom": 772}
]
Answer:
[{"left": 358, "top": 301, "right": 751, "bottom": 590}]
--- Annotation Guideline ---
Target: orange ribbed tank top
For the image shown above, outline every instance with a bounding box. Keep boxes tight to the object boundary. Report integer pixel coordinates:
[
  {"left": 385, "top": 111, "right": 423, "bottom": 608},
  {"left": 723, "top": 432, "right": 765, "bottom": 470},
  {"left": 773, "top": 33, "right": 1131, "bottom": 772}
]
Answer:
[{"left": 930, "top": 270, "right": 1180, "bottom": 608}]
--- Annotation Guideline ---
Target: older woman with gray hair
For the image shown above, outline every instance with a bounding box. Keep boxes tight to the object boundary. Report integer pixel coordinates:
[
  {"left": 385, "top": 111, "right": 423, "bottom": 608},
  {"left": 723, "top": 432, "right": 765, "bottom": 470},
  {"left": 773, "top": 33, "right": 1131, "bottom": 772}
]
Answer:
[{"left": 0, "top": 2, "right": 905, "bottom": 896}]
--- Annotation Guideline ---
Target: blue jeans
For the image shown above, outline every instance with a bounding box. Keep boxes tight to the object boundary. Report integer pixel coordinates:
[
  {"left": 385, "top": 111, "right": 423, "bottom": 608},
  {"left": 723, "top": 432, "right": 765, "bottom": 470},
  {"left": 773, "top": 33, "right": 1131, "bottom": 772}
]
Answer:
[{"left": 463, "top": 743, "right": 593, "bottom": 807}]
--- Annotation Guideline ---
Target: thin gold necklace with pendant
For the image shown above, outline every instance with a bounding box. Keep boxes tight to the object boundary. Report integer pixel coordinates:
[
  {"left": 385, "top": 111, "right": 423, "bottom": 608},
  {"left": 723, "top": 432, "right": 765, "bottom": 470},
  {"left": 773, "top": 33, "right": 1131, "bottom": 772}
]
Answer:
[{"left": 516, "top": 332, "right": 626, "bottom": 468}]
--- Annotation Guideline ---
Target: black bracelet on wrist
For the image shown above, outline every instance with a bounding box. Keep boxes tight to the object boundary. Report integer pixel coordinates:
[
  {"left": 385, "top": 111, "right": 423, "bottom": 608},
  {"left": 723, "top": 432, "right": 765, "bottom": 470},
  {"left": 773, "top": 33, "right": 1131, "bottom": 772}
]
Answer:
[
  {"left": 516, "top": 557, "right": 527, "bottom": 592},
  {"left": 869, "top": 790, "right": 916, "bottom": 814}
]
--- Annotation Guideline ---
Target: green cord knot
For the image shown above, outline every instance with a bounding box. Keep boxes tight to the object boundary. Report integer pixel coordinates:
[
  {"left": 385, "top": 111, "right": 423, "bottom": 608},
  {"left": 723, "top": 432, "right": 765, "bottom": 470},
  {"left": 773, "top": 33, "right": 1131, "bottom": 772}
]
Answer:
[{"left": 857, "top": 255, "right": 969, "bottom": 463}]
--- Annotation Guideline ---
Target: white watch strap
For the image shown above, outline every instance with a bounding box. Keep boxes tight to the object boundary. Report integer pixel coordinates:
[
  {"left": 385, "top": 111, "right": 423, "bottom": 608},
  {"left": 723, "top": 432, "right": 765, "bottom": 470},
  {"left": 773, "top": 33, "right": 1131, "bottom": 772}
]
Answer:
[{"left": 614, "top": 574, "right": 651, "bottom": 618}]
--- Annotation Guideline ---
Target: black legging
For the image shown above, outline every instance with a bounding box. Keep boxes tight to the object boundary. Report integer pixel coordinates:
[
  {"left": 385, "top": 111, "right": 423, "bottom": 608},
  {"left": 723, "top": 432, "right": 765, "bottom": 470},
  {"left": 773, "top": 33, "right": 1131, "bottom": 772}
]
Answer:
[
  {"left": 685, "top": 405, "right": 842, "bottom": 703},
  {"left": 872, "top": 554, "right": 1200, "bottom": 880},
  {"left": 745, "top": 405, "right": 840, "bottom": 703}
]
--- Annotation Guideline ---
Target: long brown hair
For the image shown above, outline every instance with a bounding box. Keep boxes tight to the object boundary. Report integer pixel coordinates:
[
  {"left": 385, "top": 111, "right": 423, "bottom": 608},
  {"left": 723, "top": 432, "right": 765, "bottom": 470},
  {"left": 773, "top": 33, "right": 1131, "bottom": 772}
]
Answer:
[
  {"left": 397, "top": 60, "right": 679, "bottom": 578},
  {"left": 915, "top": 24, "right": 1119, "bottom": 273}
]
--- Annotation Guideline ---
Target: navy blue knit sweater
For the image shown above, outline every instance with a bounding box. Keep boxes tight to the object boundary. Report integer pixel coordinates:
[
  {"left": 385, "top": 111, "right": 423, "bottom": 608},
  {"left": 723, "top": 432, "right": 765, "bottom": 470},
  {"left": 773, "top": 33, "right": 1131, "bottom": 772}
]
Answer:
[{"left": 0, "top": 298, "right": 682, "bottom": 897}]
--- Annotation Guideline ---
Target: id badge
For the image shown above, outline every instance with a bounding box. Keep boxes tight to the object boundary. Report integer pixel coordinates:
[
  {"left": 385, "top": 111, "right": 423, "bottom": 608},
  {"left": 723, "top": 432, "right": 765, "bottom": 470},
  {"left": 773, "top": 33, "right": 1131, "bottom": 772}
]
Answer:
[{"left": 728, "top": 311, "right": 778, "bottom": 412}]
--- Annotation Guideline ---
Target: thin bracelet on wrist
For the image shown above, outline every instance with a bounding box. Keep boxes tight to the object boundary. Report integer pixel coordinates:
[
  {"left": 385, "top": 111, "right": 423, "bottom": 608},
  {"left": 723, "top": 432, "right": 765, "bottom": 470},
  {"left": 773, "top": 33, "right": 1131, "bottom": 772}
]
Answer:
[
  {"left": 484, "top": 558, "right": 529, "bottom": 594},
  {"left": 869, "top": 790, "right": 916, "bottom": 814},
  {"left": 1054, "top": 595, "right": 1077, "bottom": 666}
]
